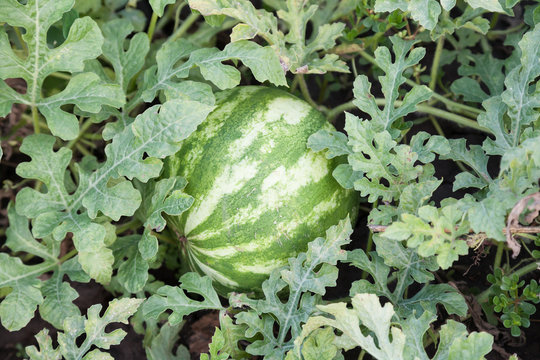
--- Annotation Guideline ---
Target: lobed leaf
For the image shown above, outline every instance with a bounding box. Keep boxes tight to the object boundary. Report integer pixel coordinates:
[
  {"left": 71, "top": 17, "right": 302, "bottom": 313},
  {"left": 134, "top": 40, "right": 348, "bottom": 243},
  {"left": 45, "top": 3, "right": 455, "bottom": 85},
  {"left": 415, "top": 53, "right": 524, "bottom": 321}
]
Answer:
[
  {"left": 142, "top": 272, "right": 224, "bottom": 325},
  {"left": 14, "top": 99, "right": 213, "bottom": 283},
  {"left": 292, "top": 293, "right": 406, "bottom": 359},
  {"left": 0, "top": 0, "right": 124, "bottom": 139},
  {"left": 145, "top": 323, "right": 190, "bottom": 360},
  {"left": 352, "top": 37, "right": 431, "bottom": 135},
  {"left": 230, "top": 217, "right": 353, "bottom": 359},
  {"left": 189, "top": 0, "right": 348, "bottom": 74}
]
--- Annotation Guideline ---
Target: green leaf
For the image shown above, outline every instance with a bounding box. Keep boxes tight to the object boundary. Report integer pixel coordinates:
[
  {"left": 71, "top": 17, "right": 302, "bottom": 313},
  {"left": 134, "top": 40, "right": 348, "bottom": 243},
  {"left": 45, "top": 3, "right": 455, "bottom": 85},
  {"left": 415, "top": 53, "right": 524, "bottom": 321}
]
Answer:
[
  {"left": 438, "top": 139, "right": 492, "bottom": 191},
  {"left": 218, "top": 312, "right": 251, "bottom": 359},
  {"left": 372, "top": 236, "right": 438, "bottom": 285},
  {"left": 460, "top": 187, "right": 516, "bottom": 242},
  {"left": 101, "top": 18, "right": 150, "bottom": 93},
  {"left": 0, "top": 205, "right": 62, "bottom": 331},
  {"left": 465, "top": 0, "right": 505, "bottom": 12},
  {"left": 14, "top": 99, "right": 213, "bottom": 282},
  {"left": 0, "top": 253, "right": 46, "bottom": 331},
  {"left": 447, "top": 331, "right": 494, "bottom": 360},
  {"left": 332, "top": 164, "right": 363, "bottom": 190},
  {"left": 143, "top": 272, "right": 224, "bottom": 325},
  {"left": 189, "top": 0, "right": 348, "bottom": 74},
  {"left": 200, "top": 327, "right": 230, "bottom": 360},
  {"left": 285, "top": 328, "right": 340, "bottom": 360},
  {"left": 54, "top": 298, "right": 143, "bottom": 360},
  {"left": 399, "top": 284, "right": 468, "bottom": 317},
  {"left": 307, "top": 129, "right": 351, "bottom": 159},
  {"left": 375, "top": 0, "right": 441, "bottom": 30},
  {"left": 0, "top": 0, "right": 124, "bottom": 139},
  {"left": 400, "top": 314, "right": 494, "bottom": 360},
  {"left": 112, "top": 235, "right": 150, "bottom": 293},
  {"left": 347, "top": 237, "right": 466, "bottom": 318},
  {"left": 150, "top": 0, "right": 177, "bottom": 16},
  {"left": 352, "top": 37, "right": 431, "bottom": 134},
  {"left": 139, "top": 177, "right": 194, "bottom": 232},
  {"left": 230, "top": 217, "right": 353, "bottom": 359},
  {"left": 39, "top": 270, "right": 83, "bottom": 329},
  {"left": 294, "top": 293, "right": 406, "bottom": 359},
  {"left": 374, "top": 0, "right": 504, "bottom": 32},
  {"left": 145, "top": 323, "right": 190, "bottom": 360},
  {"left": 26, "top": 329, "right": 62, "bottom": 360},
  {"left": 135, "top": 38, "right": 286, "bottom": 108},
  {"left": 486, "top": 24, "right": 540, "bottom": 151},
  {"left": 382, "top": 204, "right": 470, "bottom": 269},
  {"left": 451, "top": 53, "right": 505, "bottom": 103},
  {"left": 344, "top": 114, "right": 423, "bottom": 202}
]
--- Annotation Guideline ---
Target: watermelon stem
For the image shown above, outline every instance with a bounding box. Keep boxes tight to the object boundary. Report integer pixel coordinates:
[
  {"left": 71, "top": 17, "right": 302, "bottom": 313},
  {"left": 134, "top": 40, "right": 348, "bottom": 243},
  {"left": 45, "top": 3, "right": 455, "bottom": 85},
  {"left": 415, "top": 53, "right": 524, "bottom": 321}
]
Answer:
[{"left": 297, "top": 74, "right": 319, "bottom": 110}]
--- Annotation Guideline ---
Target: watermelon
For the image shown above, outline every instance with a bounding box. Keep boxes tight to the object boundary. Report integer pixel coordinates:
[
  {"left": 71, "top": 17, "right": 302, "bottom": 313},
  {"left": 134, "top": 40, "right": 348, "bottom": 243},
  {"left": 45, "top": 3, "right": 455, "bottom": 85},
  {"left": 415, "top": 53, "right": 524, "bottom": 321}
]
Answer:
[{"left": 162, "top": 86, "right": 359, "bottom": 294}]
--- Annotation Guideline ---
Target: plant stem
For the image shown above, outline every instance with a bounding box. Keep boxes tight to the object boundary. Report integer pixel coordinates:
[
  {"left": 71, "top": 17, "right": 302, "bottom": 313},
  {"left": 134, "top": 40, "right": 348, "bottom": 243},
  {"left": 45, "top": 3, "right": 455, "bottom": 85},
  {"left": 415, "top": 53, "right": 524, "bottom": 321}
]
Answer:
[
  {"left": 50, "top": 72, "right": 72, "bottom": 80},
  {"left": 66, "top": 117, "right": 93, "bottom": 150},
  {"left": 361, "top": 232, "right": 374, "bottom": 280},
  {"left": 75, "top": 143, "right": 91, "bottom": 156},
  {"left": 493, "top": 242, "right": 505, "bottom": 270},
  {"left": 171, "top": 13, "right": 200, "bottom": 41},
  {"left": 115, "top": 219, "right": 142, "bottom": 234},
  {"left": 59, "top": 249, "right": 78, "bottom": 263},
  {"left": 31, "top": 106, "right": 40, "bottom": 134},
  {"left": 487, "top": 23, "right": 524, "bottom": 39},
  {"left": 351, "top": 56, "right": 358, "bottom": 78},
  {"left": 147, "top": 12, "right": 159, "bottom": 41},
  {"left": 358, "top": 349, "right": 366, "bottom": 360},
  {"left": 297, "top": 74, "right": 318, "bottom": 109},
  {"left": 355, "top": 48, "right": 483, "bottom": 115},
  {"left": 153, "top": 230, "right": 177, "bottom": 246},
  {"left": 156, "top": 3, "right": 176, "bottom": 32},
  {"left": 289, "top": 75, "right": 299, "bottom": 93},
  {"left": 429, "top": 36, "right": 445, "bottom": 90},
  {"left": 173, "top": 2, "right": 187, "bottom": 33},
  {"left": 326, "top": 99, "right": 489, "bottom": 133}
]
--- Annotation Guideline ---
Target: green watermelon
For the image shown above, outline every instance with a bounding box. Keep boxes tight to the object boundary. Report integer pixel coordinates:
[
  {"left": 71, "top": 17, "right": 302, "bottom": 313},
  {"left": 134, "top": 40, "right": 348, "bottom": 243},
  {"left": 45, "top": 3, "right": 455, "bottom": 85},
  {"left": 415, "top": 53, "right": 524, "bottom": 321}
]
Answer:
[{"left": 162, "top": 86, "right": 359, "bottom": 294}]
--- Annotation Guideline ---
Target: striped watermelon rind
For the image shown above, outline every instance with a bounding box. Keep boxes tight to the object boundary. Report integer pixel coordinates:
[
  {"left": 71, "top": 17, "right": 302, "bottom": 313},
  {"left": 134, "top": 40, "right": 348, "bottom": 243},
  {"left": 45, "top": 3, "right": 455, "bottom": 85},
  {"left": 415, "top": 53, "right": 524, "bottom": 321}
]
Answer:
[{"left": 162, "top": 86, "right": 359, "bottom": 295}]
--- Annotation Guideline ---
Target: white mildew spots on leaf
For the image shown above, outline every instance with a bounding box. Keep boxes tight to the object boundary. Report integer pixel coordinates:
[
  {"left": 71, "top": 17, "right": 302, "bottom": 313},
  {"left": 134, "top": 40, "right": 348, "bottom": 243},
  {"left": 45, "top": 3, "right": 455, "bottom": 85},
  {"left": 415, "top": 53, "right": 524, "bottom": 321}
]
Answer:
[
  {"left": 260, "top": 152, "right": 329, "bottom": 209},
  {"left": 185, "top": 158, "right": 260, "bottom": 234},
  {"left": 264, "top": 96, "right": 310, "bottom": 125},
  {"left": 235, "top": 259, "right": 287, "bottom": 274},
  {"left": 189, "top": 255, "right": 240, "bottom": 287}
]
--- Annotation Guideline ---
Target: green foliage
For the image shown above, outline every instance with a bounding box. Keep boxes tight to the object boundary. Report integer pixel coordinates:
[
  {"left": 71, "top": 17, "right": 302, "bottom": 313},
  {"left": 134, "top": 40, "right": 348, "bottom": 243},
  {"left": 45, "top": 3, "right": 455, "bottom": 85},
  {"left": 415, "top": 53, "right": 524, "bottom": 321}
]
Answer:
[
  {"left": 188, "top": 0, "right": 348, "bottom": 74},
  {"left": 288, "top": 293, "right": 493, "bottom": 360},
  {"left": 0, "top": 0, "right": 124, "bottom": 140},
  {"left": 347, "top": 237, "right": 468, "bottom": 318},
  {"left": 1, "top": 0, "right": 539, "bottom": 358},
  {"left": 143, "top": 272, "right": 224, "bottom": 324},
  {"left": 229, "top": 217, "right": 353, "bottom": 359},
  {"left": 200, "top": 327, "right": 230, "bottom": 360},
  {"left": 25, "top": 298, "right": 143, "bottom": 360},
  {"left": 382, "top": 204, "right": 470, "bottom": 269},
  {"left": 0, "top": 205, "right": 89, "bottom": 331},
  {"left": 374, "top": 0, "right": 507, "bottom": 36},
  {"left": 145, "top": 323, "right": 190, "bottom": 360},
  {"left": 487, "top": 268, "right": 540, "bottom": 336}
]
